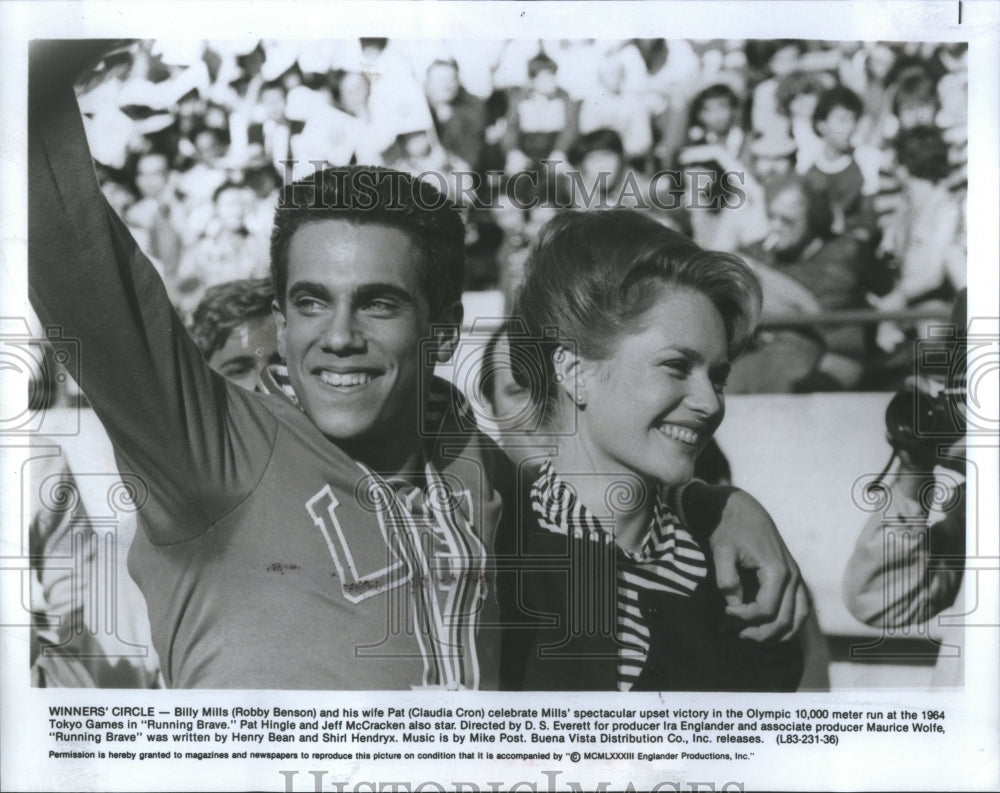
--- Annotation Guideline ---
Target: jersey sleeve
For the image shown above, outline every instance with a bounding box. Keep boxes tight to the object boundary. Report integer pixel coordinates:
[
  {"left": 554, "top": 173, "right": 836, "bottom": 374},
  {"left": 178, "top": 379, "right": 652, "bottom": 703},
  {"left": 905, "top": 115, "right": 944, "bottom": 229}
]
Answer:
[{"left": 28, "top": 48, "right": 278, "bottom": 544}]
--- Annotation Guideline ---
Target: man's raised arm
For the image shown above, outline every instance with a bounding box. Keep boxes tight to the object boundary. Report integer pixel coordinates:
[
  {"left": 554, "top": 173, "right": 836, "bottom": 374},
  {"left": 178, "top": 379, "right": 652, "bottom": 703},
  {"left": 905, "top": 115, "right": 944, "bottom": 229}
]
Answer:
[{"left": 28, "top": 41, "right": 276, "bottom": 542}]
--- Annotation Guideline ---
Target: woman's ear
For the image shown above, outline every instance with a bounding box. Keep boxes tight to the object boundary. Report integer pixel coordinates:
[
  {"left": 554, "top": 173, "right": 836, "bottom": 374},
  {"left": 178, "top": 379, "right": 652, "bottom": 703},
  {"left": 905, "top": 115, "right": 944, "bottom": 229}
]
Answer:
[{"left": 552, "top": 345, "right": 587, "bottom": 407}]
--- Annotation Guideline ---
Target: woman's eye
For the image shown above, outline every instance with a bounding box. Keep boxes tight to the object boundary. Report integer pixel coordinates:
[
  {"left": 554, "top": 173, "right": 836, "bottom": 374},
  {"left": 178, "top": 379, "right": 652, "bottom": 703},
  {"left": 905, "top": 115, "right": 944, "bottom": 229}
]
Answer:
[{"left": 661, "top": 360, "right": 691, "bottom": 376}]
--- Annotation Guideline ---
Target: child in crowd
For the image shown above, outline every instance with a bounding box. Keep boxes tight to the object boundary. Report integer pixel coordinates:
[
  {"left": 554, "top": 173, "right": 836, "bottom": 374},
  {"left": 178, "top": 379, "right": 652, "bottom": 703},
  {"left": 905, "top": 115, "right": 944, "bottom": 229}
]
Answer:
[{"left": 805, "top": 85, "right": 879, "bottom": 243}]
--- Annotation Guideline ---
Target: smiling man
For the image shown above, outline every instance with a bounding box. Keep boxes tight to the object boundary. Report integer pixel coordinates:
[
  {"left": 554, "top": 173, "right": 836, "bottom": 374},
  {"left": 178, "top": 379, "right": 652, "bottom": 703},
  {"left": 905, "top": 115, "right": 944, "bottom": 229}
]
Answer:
[{"left": 29, "top": 41, "right": 807, "bottom": 691}]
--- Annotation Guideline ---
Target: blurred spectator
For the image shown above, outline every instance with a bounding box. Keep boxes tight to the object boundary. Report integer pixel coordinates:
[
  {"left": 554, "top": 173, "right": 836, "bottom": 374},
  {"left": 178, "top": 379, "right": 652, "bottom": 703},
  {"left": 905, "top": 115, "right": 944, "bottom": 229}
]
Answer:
[
  {"left": 776, "top": 70, "right": 832, "bottom": 173},
  {"left": 124, "top": 150, "right": 183, "bottom": 275},
  {"left": 578, "top": 53, "right": 653, "bottom": 167},
  {"left": 425, "top": 58, "right": 489, "bottom": 172},
  {"left": 871, "top": 126, "right": 965, "bottom": 354},
  {"left": 249, "top": 79, "right": 292, "bottom": 173},
  {"left": 684, "top": 82, "right": 746, "bottom": 160},
  {"left": 175, "top": 182, "right": 270, "bottom": 317},
  {"left": 804, "top": 85, "right": 880, "bottom": 243},
  {"left": 188, "top": 277, "right": 280, "bottom": 392},
  {"left": 745, "top": 176, "right": 873, "bottom": 389},
  {"left": 502, "top": 52, "right": 579, "bottom": 172}
]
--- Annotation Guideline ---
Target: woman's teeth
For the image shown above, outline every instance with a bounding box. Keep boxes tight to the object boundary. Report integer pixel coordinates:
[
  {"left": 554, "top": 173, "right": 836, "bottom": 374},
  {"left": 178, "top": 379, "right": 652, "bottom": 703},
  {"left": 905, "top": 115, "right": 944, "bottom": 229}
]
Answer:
[
  {"left": 319, "top": 371, "right": 373, "bottom": 387},
  {"left": 659, "top": 423, "right": 699, "bottom": 445}
]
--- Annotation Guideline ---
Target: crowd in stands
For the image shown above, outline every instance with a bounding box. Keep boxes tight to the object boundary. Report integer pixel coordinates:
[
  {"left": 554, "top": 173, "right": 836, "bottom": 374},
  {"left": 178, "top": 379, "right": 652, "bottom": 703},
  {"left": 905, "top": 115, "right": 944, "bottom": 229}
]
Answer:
[{"left": 75, "top": 37, "right": 968, "bottom": 393}]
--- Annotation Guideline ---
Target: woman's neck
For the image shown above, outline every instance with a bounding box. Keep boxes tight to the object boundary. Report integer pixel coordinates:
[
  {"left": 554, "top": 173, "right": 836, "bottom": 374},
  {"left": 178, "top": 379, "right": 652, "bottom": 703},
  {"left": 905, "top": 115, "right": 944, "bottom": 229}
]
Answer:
[{"left": 548, "top": 429, "right": 656, "bottom": 554}]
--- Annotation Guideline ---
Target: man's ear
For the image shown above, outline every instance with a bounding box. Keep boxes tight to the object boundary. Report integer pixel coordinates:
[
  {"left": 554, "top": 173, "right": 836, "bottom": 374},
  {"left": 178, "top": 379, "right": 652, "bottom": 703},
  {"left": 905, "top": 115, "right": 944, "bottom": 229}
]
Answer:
[
  {"left": 431, "top": 301, "right": 463, "bottom": 364},
  {"left": 272, "top": 299, "right": 287, "bottom": 361},
  {"left": 552, "top": 344, "right": 586, "bottom": 407}
]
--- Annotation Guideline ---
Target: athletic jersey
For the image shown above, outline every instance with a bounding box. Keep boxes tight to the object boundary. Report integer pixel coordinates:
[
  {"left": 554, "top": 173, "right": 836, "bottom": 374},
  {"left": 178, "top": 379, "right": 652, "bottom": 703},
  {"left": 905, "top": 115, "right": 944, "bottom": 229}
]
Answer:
[{"left": 29, "top": 76, "right": 510, "bottom": 689}]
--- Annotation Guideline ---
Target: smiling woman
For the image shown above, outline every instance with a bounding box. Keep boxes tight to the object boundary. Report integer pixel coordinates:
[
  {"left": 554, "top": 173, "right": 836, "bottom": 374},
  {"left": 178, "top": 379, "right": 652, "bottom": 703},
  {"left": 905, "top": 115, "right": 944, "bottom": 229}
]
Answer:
[{"left": 501, "top": 210, "right": 803, "bottom": 692}]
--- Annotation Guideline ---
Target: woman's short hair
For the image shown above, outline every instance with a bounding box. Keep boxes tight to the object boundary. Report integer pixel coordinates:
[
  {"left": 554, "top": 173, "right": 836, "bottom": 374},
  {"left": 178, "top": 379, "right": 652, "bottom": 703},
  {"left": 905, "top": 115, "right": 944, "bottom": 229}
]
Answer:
[{"left": 511, "top": 210, "right": 762, "bottom": 424}]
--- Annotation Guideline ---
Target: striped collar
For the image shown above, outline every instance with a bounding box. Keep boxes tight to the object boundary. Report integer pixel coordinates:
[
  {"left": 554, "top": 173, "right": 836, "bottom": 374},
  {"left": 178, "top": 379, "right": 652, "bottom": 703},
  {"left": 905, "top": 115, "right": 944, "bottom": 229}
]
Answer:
[{"left": 529, "top": 459, "right": 682, "bottom": 562}]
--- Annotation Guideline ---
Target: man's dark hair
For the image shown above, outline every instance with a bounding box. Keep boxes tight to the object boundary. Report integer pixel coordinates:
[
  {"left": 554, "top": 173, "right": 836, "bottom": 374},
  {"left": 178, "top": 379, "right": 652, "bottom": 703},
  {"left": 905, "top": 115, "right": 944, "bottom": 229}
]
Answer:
[
  {"left": 188, "top": 278, "right": 275, "bottom": 359},
  {"left": 691, "top": 83, "right": 739, "bottom": 117},
  {"left": 891, "top": 68, "right": 939, "bottom": 116},
  {"left": 895, "top": 125, "right": 951, "bottom": 183},
  {"left": 812, "top": 85, "right": 864, "bottom": 129},
  {"left": 569, "top": 128, "right": 625, "bottom": 166},
  {"left": 270, "top": 165, "right": 465, "bottom": 318}
]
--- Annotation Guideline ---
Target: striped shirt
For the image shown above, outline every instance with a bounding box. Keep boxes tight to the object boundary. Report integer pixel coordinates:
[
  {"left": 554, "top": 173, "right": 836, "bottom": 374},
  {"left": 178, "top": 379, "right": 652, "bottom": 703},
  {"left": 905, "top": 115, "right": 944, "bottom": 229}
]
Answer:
[{"left": 529, "top": 460, "right": 709, "bottom": 690}]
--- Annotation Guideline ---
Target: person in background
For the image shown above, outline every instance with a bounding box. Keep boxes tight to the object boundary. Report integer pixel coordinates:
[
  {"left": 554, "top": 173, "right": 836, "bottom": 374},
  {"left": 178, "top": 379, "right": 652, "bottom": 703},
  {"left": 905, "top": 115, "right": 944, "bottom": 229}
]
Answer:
[
  {"left": 870, "top": 126, "right": 965, "bottom": 355},
  {"left": 577, "top": 53, "right": 654, "bottom": 169},
  {"left": 805, "top": 85, "right": 879, "bottom": 243},
  {"left": 502, "top": 52, "right": 579, "bottom": 174},
  {"left": 174, "top": 181, "right": 270, "bottom": 316},
  {"left": 424, "top": 58, "right": 489, "bottom": 174},
  {"left": 843, "top": 290, "right": 967, "bottom": 686},
  {"left": 684, "top": 83, "right": 746, "bottom": 162},
  {"left": 188, "top": 278, "right": 281, "bottom": 392},
  {"left": 124, "top": 150, "right": 183, "bottom": 276},
  {"left": 745, "top": 175, "right": 872, "bottom": 390},
  {"left": 775, "top": 70, "right": 830, "bottom": 174}
]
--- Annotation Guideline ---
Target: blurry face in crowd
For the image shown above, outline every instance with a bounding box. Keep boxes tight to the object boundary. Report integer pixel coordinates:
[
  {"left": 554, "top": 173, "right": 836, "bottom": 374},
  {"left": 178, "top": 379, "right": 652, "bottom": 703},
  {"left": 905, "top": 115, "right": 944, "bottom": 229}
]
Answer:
[
  {"left": 766, "top": 186, "right": 811, "bottom": 253},
  {"left": 752, "top": 153, "right": 795, "bottom": 187},
  {"left": 574, "top": 286, "right": 729, "bottom": 488},
  {"left": 274, "top": 220, "right": 458, "bottom": 451},
  {"left": 215, "top": 186, "right": 248, "bottom": 232},
  {"left": 770, "top": 45, "right": 800, "bottom": 77},
  {"left": 402, "top": 131, "right": 433, "bottom": 160},
  {"left": 698, "top": 96, "right": 737, "bottom": 137},
  {"left": 579, "top": 149, "right": 626, "bottom": 201},
  {"left": 817, "top": 105, "right": 858, "bottom": 153},
  {"left": 101, "top": 181, "right": 136, "bottom": 217},
  {"left": 531, "top": 68, "right": 558, "bottom": 97},
  {"left": 208, "top": 313, "right": 280, "bottom": 392},
  {"left": 866, "top": 44, "right": 895, "bottom": 81},
  {"left": 425, "top": 63, "right": 460, "bottom": 105},
  {"left": 135, "top": 153, "right": 169, "bottom": 199},
  {"left": 195, "top": 129, "right": 227, "bottom": 162},
  {"left": 260, "top": 87, "right": 287, "bottom": 123},
  {"left": 897, "top": 100, "right": 938, "bottom": 130}
]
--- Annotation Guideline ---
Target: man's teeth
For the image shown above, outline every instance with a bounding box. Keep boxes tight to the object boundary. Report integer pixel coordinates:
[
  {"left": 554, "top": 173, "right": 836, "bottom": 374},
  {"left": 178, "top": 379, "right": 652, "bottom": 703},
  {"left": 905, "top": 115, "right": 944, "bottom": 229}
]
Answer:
[
  {"left": 319, "top": 371, "right": 373, "bottom": 387},
  {"left": 659, "top": 424, "right": 699, "bottom": 445}
]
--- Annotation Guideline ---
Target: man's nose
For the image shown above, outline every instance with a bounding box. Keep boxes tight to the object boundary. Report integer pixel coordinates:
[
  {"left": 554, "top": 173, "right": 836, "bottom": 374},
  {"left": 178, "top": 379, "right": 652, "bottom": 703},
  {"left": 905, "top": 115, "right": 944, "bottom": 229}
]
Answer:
[{"left": 321, "top": 307, "right": 364, "bottom": 353}]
